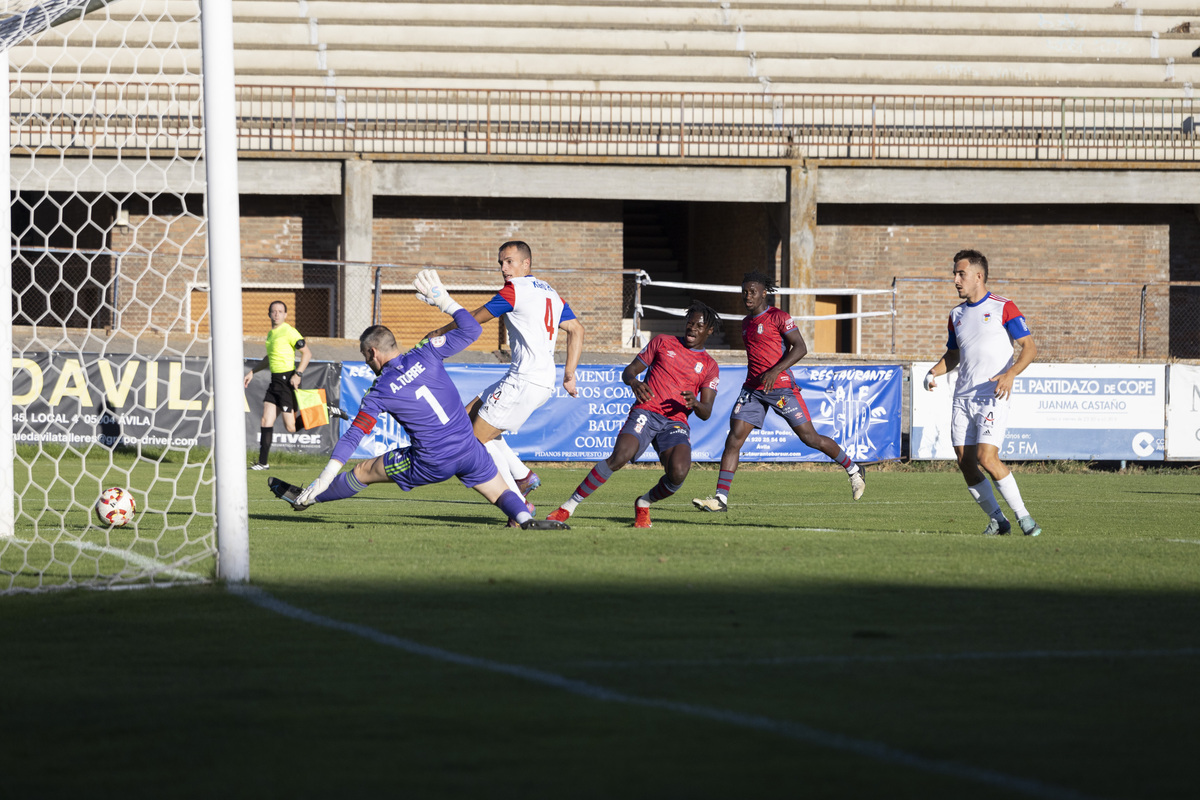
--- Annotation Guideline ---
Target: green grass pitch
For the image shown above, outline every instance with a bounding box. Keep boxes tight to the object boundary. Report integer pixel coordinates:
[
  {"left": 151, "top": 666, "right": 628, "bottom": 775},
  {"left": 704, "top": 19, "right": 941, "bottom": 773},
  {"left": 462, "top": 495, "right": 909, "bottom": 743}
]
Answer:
[{"left": 2, "top": 460, "right": 1199, "bottom": 798}]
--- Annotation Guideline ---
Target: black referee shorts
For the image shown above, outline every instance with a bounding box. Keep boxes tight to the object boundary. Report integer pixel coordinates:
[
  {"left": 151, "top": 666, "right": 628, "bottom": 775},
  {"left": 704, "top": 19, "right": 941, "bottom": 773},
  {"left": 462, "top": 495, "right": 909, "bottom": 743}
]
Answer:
[{"left": 263, "top": 371, "right": 297, "bottom": 413}]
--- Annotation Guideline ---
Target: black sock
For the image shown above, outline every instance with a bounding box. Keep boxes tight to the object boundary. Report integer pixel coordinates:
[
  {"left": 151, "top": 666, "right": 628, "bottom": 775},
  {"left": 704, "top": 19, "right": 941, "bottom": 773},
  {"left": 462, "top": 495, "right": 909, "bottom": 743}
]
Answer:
[{"left": 258, "top": 427, "right": 272, "bottom": 465}]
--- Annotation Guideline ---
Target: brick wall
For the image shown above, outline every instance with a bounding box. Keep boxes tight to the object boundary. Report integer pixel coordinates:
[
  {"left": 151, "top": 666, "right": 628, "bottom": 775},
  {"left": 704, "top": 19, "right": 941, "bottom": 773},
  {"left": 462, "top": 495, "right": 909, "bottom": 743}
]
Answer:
[
  {"left": 370, "top": 197, "right": 624, "bottom": 350},
  {"left": 102, "top": 192, "right": 1200, "bottom": 360},
  {"left": 814, "top": 204, "right": 1188, "bottom": 359},
  {"left": 108, "top": 194, "right": 206, "bottom": 336}
]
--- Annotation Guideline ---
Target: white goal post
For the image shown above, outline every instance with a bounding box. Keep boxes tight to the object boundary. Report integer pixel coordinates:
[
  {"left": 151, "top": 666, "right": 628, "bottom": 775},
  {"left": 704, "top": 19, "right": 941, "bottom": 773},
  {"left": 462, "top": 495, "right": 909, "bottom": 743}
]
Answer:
[{"left": 1, "top": 0, "right": 249, "bottom": 591}]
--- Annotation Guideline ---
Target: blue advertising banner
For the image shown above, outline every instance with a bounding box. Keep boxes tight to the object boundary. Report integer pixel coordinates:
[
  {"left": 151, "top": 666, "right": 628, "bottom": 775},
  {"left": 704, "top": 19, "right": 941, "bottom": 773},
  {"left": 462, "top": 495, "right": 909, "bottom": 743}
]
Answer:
[{"left": 337, "top": 362, "right": 902, "bottom": 463}]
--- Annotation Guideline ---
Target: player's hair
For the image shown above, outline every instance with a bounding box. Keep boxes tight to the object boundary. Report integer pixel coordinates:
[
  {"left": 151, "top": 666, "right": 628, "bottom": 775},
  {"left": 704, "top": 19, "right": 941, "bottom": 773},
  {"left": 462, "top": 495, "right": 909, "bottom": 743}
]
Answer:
[
  {"left": 953, "top": 249, "right": 989, "bottom": 282},
  {"left": 269, "top": 300, "right": 288, "bottom": 313},
  {"left": 741, "top": 270, "right": 778, "bottom": 293},
  {"left": 359, "top": 325, "right": 398, "bottom": 353},
  {"left": 499, "top": 240, "right": 532, "bottom": 263},
  {"left": 685, "top": 300, "right": 723, "bottom": 333}
]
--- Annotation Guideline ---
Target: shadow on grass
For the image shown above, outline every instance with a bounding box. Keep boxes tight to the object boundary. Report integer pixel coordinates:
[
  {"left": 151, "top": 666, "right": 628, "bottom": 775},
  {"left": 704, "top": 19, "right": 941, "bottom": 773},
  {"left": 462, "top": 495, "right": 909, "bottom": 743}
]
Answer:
[{"left": 4, "top": 571, "right": 1198, "bottom": 799}]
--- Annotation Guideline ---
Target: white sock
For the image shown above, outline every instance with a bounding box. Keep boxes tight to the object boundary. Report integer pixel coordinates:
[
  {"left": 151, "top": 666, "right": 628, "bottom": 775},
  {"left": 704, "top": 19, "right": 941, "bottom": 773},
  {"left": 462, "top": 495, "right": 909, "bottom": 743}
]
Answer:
[
  {"left": 967, "top": 480, "right": 1004, "bottom": 519},
  {"left": 993, "top": 474, "right": 1030, "bottom": 519},
  {"left": 560, "top": 496, "right": 580, "bottom": 514},
  {"left": 492, "top": 436, "right": 531, "bottom": 481},
  {"left": 485, "top": 439, "right": 521, "bottom": 496}
]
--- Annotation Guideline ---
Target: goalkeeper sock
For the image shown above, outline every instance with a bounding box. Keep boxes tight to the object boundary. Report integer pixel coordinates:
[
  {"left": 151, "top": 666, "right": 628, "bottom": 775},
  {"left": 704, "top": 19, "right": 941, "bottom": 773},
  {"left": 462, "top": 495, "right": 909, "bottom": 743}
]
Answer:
[
  {"left": 993, "top": 474, "right": 1030, "bottom": 519},
  {"left": 496, "top": 490, "right": 531, "bottom": 523},
  {"left": 257, "top": 427, "right": 272, "bottom": 465},
  {"left": 316, "top": 470, "right": 367, "bottom": 503}
]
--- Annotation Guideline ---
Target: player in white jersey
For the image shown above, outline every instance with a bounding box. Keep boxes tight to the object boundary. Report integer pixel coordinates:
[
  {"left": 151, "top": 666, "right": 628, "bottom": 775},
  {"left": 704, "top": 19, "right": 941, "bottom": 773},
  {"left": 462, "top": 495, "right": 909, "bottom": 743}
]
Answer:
[
  {"left": 427, "top": 241, "right": 584, "bottom": 508},
  {"left": 923, "top": 249, "right": 1042, "bottom": 537}
]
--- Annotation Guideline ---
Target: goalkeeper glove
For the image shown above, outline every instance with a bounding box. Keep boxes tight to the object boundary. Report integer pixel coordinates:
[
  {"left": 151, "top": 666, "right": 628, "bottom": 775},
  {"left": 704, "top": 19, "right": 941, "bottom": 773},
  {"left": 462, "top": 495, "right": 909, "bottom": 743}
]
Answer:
[
  {"left": 923, "top": 371, "right": 937, "bottom": 391},
  {"left": 414, "top": 269, "right": 463, "bottom": 315},
  {"left": 295, "top": 459, "right": 343, "bottom": 508}
]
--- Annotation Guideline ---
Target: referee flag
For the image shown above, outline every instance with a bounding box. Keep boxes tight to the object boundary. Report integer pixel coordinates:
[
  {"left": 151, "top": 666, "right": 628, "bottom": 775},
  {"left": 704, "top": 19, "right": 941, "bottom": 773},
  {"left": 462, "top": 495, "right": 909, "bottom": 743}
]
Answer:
[{"left": 294, "top": 388, "right": 330, "bottom": 429}]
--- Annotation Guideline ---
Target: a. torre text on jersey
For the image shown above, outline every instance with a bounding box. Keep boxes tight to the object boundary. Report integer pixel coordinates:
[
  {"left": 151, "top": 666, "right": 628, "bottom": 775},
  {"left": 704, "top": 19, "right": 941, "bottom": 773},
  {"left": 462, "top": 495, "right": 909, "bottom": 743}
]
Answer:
[{"left": 388, "top": 361, "right": 427, "bottom": 392}]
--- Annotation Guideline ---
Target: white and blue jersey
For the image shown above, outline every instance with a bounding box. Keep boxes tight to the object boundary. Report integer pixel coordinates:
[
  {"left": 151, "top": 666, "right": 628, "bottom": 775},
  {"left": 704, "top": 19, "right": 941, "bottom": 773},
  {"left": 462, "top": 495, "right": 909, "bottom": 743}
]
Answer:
[
  {"left": 332, "top": 309, "right": 482, "bottom": 466},
  {"left": 483, "top": 275, "right": 577, "bottom": 389},
  {"left": 946, "top": 292, "right": 1032, "bottom": 399}
]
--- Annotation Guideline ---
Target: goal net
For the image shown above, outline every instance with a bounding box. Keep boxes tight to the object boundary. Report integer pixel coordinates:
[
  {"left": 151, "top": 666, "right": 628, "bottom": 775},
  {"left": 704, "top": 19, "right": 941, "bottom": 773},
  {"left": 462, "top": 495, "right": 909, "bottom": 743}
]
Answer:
[{"left": 1, "top": 0, "right": 247, "bottom": 592}]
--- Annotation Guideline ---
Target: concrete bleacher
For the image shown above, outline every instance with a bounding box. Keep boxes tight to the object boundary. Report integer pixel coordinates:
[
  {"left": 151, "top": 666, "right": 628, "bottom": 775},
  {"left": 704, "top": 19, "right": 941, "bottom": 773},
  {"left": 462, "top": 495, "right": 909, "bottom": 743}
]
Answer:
[{"left": 8, "top": 0, "right": 1197, "bottom": 98}]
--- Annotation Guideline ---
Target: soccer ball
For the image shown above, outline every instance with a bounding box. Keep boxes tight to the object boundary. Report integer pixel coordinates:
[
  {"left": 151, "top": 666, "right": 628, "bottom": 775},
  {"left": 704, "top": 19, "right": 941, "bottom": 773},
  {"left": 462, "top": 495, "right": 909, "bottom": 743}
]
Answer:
[{"left": 95, "top": 487, "right": 137, "bottom": 527}]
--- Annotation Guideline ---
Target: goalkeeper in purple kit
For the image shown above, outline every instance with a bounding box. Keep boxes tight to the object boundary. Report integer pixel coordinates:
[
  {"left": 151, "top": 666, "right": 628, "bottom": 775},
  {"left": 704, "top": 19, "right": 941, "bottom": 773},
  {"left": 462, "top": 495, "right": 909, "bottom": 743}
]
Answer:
[{"left": 269, "top": 269, "right": 568, "bottom": 531}]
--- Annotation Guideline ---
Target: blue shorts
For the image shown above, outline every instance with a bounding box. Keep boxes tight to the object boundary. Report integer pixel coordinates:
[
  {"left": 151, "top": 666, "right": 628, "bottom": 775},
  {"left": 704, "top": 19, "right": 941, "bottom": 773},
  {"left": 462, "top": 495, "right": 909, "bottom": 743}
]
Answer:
[
  {"left": 382, "top": 440, "right": 498, "bottom": 491},
  {"left": 730, "top": 385, "right": 811, "bottom": 429},
  {"left": 620, "top": 408, "right": 692, "bottom": 461}
]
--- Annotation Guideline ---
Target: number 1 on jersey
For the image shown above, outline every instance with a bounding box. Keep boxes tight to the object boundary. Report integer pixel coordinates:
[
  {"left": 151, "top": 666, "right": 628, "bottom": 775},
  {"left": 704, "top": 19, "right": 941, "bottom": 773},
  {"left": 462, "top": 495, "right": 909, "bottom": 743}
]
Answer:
[{"left": 414, "top": 385, "right": 451, "bottom": 424}]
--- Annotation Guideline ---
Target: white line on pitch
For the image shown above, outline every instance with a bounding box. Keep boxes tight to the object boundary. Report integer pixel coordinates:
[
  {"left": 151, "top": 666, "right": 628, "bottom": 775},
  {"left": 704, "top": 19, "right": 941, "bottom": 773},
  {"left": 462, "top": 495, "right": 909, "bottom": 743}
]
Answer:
[
  {"left": 231, "top": 583, "right": 1098, "bottom": 800},
  {"left": 566, "top": 647, "right": 1200, "bottom": 670},
  {"left": 71, "top": 541, "right": 207, "bottom": 584}
]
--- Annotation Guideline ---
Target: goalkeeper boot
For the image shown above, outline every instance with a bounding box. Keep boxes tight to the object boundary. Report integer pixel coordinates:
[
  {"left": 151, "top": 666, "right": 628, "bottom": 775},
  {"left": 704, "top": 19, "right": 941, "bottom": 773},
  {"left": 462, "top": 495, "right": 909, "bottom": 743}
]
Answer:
[
  {"left": 250, "top": 463, "right": 269, "bottom": 471},
  {"left": 521, "top": 518, "right": 570, "bottom": 531},
  {"left": 849, "top": 466, "right": 866, "bottom": 501},
  {"left": 692, "top": 495, "right": 727, "bottom": 513},
  {"left": 267, "top": 477, "right": 304, "bottom": 510},
  {"left": 1018, "top": 515, "right": 1042, "bottom": 537},
  {"left": 516, "top": 471, "right": 541, "bottom": 498},
  {"left": 633, "top": 502, "right": 652, "bottom": 529},
  {"left": 547, "top": 507, "right": 572, "bottom": 523},
  {"left": 982, "top": 515, "right": 1012, "bottom": 536}
]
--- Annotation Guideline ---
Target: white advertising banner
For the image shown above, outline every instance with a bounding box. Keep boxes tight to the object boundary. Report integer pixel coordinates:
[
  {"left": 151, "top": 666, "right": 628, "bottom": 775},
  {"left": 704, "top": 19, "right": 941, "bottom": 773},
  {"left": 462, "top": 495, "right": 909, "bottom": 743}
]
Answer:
[
  {"left": 1166, "top": 364, "right": 1200, "bottom": 460},
  {"left": 911, "top": 362, "right": 1166, "bottom": 461}
]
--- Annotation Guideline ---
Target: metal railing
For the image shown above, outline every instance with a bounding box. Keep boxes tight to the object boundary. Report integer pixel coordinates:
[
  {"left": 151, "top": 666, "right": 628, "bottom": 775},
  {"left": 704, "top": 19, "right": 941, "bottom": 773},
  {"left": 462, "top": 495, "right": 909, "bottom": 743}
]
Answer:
[
  {"left": 890, "top": 278, "right": 1200, "bottom": 361},
  {"left": 10, "top": 83, "right": 1198, "bottom": 162}
]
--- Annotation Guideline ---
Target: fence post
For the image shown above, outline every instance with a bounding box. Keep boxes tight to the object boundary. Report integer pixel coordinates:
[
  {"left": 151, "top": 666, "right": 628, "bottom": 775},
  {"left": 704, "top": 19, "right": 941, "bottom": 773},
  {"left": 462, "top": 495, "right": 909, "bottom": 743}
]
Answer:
[
  {"left": 632, "top": 271, "right": 645, "bottom": 348},
  {"left": 373, "top": 266, "right": 382, "bottom": 327},
  {"left": 890, "top": 276, "right": 897, "bottom": 354},
  {"left": 1139, "top": 284, "right": 1147, "bottom": 358}
]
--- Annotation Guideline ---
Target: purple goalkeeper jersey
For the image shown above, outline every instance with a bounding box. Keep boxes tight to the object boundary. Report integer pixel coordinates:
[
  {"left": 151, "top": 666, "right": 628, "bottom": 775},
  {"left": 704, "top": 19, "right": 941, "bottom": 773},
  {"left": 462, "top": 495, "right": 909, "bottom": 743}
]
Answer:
[{"left": 331, "top": 309, "right": 481, "bottom": 464}]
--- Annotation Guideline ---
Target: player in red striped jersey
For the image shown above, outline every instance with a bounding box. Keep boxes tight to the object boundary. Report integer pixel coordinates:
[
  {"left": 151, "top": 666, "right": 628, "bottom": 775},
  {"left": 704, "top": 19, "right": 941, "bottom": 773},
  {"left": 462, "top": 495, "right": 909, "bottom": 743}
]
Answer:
[
  {"left": 547, "top": 301, "right": 722, "bottom": 528},
  {"left": 693, "top": 272, "right": 865, "bottom": 513}
]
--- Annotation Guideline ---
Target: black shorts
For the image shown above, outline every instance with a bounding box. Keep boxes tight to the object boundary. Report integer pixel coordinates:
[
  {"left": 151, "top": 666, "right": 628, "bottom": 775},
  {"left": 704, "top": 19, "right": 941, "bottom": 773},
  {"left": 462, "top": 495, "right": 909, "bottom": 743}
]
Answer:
[{"left": 263, "top": 371, "right": 297, "bottom": 413}]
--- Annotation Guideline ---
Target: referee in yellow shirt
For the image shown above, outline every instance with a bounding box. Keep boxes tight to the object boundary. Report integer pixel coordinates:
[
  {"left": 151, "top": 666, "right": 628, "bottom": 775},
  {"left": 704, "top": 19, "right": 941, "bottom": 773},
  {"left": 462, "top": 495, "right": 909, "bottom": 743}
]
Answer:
[{"left": 243, "top": 300, "right": 312, "bottom": 470}]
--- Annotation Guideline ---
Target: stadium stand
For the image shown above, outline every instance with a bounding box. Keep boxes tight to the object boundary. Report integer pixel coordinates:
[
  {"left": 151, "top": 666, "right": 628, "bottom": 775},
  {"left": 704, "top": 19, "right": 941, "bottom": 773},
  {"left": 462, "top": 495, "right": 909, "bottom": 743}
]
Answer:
[{"left": 9, "top": 1, "right": 1198, "bottom": 96}]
